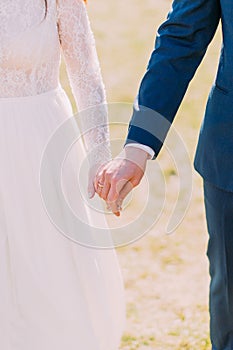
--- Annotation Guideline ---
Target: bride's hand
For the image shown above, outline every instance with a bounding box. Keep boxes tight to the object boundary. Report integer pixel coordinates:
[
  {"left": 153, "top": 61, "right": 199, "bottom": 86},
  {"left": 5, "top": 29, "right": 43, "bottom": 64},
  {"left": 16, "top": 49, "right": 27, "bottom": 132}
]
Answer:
[
  {"left": 87, "top": 161, "right": 110, "bottom": 199},
  {"left": 93, "top": 147, "right": 148, "bottom": 216},
  {"left": 87, "top": 161, "right": 122, "bottom": 217},
  {"left": 87, "top": 161, "right": 121, "bottom": 216}
]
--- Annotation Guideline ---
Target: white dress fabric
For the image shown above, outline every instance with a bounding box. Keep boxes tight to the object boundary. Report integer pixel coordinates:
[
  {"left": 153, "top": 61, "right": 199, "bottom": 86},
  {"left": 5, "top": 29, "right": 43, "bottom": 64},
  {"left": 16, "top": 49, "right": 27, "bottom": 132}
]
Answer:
[{"left": 0, "top": 1, "right": 126, "bottom": 349}]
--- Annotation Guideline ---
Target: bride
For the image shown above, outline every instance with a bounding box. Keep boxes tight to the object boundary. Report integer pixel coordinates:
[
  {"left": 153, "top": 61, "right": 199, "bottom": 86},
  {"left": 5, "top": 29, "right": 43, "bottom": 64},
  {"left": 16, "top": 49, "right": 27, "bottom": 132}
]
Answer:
[{"left": 0, "top": 0, "right": 125, "bottom": 349}]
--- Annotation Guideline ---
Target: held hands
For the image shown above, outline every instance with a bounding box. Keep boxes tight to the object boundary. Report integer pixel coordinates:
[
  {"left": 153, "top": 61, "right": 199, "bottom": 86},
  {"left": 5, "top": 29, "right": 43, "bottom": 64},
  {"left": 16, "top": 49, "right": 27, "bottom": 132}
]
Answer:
[{"left": 89, "top": 146, "right": 149, "bottom": 216}]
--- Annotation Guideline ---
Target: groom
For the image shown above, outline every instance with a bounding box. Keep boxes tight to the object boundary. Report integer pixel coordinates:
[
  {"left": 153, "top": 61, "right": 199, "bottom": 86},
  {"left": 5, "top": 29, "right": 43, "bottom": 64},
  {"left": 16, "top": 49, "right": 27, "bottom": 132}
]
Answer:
[{"left": 94, "top": 0, "right": 233, "bottom": 349}]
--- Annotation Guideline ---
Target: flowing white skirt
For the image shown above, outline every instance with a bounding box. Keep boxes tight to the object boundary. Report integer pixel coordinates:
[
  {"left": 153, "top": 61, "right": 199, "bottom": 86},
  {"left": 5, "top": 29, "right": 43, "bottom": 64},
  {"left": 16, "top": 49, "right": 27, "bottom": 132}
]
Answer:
[{"left": 0, "top": 84, "right": 126, "bottom": 350}]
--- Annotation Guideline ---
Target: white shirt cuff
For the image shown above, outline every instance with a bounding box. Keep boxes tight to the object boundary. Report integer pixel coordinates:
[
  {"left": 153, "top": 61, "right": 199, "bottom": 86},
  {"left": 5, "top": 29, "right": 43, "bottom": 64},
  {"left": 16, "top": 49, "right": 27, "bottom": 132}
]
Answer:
[{"left": 124, "top": 143, "right": 155, "bottom": 159}]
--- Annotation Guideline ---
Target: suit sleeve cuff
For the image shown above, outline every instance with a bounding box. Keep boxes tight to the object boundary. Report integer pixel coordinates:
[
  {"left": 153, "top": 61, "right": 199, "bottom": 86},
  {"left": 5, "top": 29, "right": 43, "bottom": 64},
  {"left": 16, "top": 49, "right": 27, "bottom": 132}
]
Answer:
[{"left": 124, "top": 143, "right": 155, "bottom": 159}]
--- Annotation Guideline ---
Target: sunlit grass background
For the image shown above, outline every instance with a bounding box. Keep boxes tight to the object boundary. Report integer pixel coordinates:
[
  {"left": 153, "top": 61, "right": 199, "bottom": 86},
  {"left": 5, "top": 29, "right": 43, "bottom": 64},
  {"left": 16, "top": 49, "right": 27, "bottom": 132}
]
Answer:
[{"left": 60, "top": 0, "right": 222, "bottom": 348}]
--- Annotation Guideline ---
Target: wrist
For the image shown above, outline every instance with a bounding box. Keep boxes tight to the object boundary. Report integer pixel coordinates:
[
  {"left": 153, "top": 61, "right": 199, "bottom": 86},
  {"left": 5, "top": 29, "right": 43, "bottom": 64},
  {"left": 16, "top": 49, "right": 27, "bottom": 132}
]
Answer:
[
  {"left": 120, "top": 146, "right": 148, "bottom": 169},
  {"left": 124, "top": 143, "right": 154, "bottom": 159},
  {"left": 124, "top": 145, "right": 149, "bottom": 160}
]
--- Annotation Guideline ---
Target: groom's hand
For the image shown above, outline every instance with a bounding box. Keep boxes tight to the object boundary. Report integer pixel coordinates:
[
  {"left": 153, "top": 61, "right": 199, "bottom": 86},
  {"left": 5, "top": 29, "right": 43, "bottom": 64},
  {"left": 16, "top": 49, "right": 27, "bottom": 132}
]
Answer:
[{"left": 94, "top": 146, "right": 149, "bottom": 216}]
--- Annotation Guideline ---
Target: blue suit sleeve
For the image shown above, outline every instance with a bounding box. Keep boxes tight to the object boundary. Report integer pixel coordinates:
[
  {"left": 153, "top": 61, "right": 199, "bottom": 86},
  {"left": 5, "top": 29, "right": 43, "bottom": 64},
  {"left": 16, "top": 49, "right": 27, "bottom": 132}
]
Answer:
[{"left": 124, "top": 0, "right": 221, "bottom": 159}]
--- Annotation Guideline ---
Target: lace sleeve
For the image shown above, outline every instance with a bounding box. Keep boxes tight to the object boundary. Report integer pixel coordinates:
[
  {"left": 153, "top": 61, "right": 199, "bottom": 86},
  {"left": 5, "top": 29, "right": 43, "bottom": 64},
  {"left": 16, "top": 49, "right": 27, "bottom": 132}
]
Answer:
[{"left": 56, "top": 0, "right": 112, "bottom": 168}]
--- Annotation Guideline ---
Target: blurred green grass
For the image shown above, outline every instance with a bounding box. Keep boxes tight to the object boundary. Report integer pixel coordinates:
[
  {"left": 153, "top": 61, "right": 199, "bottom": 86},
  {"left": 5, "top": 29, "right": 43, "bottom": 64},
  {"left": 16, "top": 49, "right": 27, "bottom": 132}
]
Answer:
[{"left": 59, "top": 1, "right": 222, "bottom": 349}]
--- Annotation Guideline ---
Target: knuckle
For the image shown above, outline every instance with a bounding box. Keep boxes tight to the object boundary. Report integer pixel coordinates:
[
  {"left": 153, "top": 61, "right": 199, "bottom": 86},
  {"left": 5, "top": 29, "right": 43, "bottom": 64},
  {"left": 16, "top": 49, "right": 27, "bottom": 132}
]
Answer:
[
  {"left": 101, "top": 168, "right": 107, "bottom": 177},
  {"left": 105, "top": 170, "right": 113, "bottom": 180}
]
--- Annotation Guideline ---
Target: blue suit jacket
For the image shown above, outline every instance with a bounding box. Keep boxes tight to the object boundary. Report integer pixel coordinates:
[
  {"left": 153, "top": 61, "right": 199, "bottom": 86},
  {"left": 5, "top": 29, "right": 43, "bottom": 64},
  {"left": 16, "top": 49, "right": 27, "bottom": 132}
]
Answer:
[{"left": 124, "top": 0, "right": 233, "bottom": 192}]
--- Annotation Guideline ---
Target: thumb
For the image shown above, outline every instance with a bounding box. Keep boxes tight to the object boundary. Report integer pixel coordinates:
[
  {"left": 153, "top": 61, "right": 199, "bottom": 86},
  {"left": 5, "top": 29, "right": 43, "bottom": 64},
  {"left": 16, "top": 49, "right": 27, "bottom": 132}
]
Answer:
[{"left": 87, "top": 177, "right": 95, "bottom": 199}]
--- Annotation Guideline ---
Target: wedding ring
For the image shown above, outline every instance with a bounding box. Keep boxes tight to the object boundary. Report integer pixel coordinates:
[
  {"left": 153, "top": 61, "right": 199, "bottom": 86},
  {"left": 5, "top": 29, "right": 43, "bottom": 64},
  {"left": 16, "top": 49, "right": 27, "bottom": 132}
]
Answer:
[{"left": 97, "top": 182, "right": 104, "bottom": 188}]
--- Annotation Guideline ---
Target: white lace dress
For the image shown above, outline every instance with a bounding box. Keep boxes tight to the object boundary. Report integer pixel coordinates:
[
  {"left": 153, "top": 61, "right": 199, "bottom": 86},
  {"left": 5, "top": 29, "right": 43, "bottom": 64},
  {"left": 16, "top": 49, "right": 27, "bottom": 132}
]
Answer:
[{"left": 0, "top": 1, "right": 126, "bottom": 349}]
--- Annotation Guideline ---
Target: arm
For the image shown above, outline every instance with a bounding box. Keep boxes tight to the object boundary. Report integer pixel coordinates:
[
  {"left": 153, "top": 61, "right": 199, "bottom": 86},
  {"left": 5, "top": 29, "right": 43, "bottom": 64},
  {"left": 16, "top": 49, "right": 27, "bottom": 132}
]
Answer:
[
  {"left": 124, "top": 0, "right": 221, "bottom": 158},
  {"left": 94, "top": 0, "right": 221, "bottom": 215},
  {"left": 56, "top": 0, "right": 112, "bottom": 169}
]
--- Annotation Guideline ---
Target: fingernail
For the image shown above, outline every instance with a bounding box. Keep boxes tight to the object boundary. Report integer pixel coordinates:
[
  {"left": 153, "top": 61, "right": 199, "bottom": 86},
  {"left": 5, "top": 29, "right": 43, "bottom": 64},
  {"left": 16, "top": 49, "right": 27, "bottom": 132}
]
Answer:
[{"left": 88, "top": 192, "right": 92, "bottom": 198}]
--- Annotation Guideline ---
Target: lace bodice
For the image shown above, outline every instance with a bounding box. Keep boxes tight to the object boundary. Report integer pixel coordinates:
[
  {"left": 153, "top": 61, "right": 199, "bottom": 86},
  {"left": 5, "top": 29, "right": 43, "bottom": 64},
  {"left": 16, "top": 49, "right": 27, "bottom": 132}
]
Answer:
[{"left": 0, "top": 0, "right": 111, "bottom": 167}]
